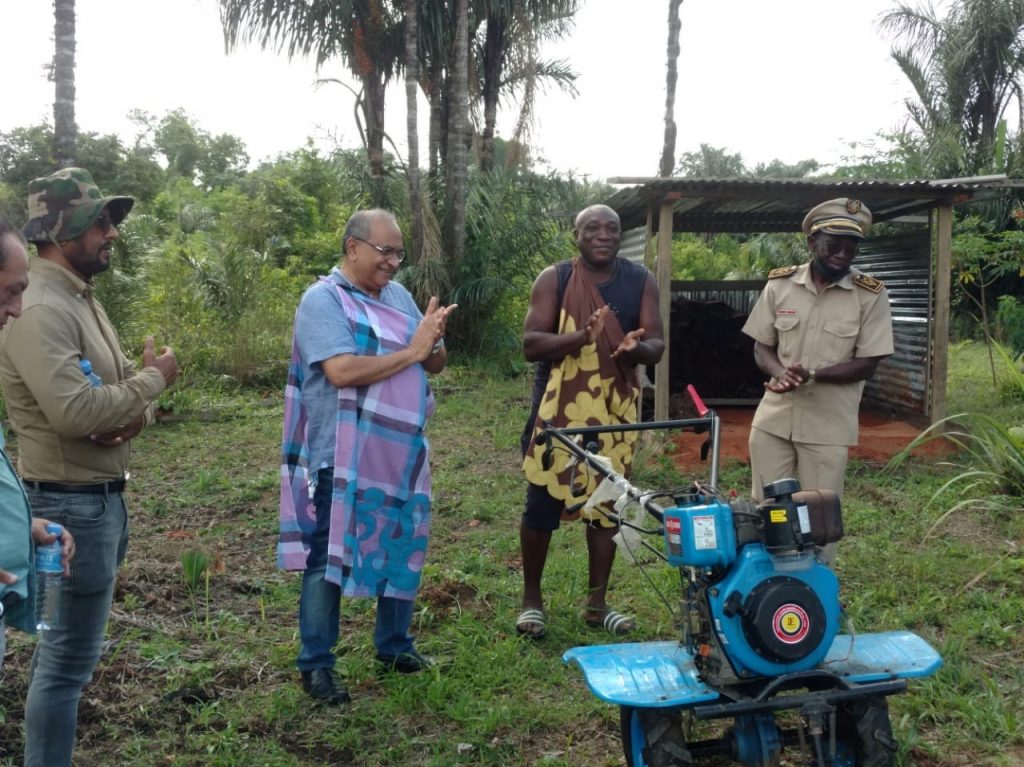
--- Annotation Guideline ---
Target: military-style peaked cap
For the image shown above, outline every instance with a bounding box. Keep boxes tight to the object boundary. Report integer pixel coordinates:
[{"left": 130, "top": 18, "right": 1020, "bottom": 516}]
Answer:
[
  {"left": 22, "top": 167, "right": 133, "bottom": 244},
  {"left": 801, "top": 198, "right": 872, "bottom": 240}
]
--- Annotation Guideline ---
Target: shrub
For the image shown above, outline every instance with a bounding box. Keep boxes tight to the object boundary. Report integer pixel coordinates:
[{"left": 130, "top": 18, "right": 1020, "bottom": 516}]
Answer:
[
  {"left": 996, "top": 294, "right": 1024, "bottom": 354},
  {"left": 889, "top": 342, "right": 1024, "bottom": 532}
]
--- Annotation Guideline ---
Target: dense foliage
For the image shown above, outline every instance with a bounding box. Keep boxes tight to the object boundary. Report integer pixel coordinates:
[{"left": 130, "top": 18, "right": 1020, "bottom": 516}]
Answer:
[
  {"left": 5, "top": 0, "right": 1024, "bottom": 387},
  {"left": 0, "top": 116, "right": 603, "bottom": 391}
]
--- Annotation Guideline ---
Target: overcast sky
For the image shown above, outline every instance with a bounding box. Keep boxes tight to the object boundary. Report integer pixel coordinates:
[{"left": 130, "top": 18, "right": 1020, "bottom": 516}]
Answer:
[{"left": 2, "top": 0, "right": 921, "bottom": 180}]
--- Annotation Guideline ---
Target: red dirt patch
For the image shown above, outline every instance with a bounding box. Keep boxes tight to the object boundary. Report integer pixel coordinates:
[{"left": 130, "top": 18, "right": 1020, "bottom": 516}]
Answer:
[{"left": 671, "top": 407, "right": 956, "bottom": 471}]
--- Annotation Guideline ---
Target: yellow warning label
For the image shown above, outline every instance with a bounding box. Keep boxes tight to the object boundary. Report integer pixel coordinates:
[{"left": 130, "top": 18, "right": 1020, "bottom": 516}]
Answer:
[{"left": 770, "top": 509, "right": 788, "bottom": 523}]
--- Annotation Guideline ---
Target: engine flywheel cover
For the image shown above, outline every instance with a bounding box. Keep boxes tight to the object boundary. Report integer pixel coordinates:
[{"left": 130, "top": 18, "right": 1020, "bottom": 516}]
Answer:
[{"left": 741, "top": 576, "right": 826, "bottom": 663}]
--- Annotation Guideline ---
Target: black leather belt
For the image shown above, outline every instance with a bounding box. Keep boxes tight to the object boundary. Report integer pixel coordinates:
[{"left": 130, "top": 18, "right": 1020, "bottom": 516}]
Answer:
[{"left": 23, "top": 479, "right": 126, "bottom": 495}]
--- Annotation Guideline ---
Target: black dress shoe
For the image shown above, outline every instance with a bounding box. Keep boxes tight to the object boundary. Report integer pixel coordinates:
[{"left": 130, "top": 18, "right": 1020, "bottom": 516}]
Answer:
[
  {"left": 376, "top": 649, "right": 434, "bottom": 674},
  {"left": 301, "top": 668, "right": 351, "bottom": 704}
]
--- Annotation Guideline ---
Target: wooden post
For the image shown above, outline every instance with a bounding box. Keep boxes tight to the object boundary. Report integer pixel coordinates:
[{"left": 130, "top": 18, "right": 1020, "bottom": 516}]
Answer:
[
  {"left": 644, "top": 207, "right": 654, "bottom": 271},
  {"left": 654, "top": 201, "right": 674, "bottom": 421},
  {"left": 930, "top": 204, "right": 952, "bottom": 426}
]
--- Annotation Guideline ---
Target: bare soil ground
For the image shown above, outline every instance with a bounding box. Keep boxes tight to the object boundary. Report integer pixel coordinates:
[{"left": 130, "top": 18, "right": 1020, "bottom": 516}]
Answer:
[{"left": 671, "top": 407, "right": 955, "bottom": 471}]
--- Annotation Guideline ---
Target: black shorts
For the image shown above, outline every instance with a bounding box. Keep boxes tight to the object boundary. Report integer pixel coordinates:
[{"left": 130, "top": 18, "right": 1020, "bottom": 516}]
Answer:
[
  {"left": 521, "top": 406, "right": 564, "bottom": 531},
  {"left": 522, "top": 480, "right": 566, "bottom": 532},
  {"left": 521, "top": 410, "right": 603, "bottom": 532}
]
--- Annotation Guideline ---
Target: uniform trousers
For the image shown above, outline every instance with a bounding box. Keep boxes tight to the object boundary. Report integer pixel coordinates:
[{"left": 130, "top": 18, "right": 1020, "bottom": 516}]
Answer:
[{"left": 748, "top": 427, "right": 849, "bottom": 566}]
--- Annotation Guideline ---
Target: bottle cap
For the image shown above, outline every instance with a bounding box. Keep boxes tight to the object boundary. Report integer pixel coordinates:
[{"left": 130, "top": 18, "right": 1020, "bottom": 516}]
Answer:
[{"left": 37, "top": 526, "right": 64, "bottom": 573}]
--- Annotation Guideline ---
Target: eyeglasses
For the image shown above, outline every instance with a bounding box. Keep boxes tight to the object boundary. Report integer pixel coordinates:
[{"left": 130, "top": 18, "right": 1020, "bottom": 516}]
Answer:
[
  {"left": 819, "top": 238, "right": 859, "bottom": 258},
  {"left": 351, "top": 237, "right": 405, "bottom": 263},
  {"left": 93, "top": 211, "right": 114, "bottom": 235}
]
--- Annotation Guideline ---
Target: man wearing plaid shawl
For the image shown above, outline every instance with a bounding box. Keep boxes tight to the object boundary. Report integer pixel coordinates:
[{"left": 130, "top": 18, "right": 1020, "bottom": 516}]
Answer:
[{"left": 280, "top": 210, "right": 455, "bottom": 704}]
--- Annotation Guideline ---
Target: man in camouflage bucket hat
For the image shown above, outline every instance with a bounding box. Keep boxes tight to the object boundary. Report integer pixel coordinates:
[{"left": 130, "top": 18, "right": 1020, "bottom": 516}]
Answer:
[
  {"left": 0, "top": 167, "right": 177, "bottom": 766},
  {"left": 23, "top": 167, "right": 133, "bottom": 247}
]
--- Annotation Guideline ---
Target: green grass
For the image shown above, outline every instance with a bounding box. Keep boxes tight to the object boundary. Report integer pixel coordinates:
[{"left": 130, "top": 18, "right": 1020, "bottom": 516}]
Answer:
[
  {"left": 946, "top": 338, "right": 1024, "bottom": 418},
  {"left": 0, "top": 346, "right": 1020, "bottom": 765}
]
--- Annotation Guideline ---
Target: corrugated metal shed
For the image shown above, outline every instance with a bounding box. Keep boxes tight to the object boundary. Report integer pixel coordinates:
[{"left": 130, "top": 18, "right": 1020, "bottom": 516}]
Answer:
[
  {"left": 606, "top": 176, "right": 1016, "bottom": 232},
  {"left": 607, "top": 175, "right": 1024, "bottom": 425},
  {"left": 670, "top": 280, "right": 765, "bottom": 316},
  {"left": 859, "top": 232, "right": 932, "bottom": 417},
  {"left": 667, "top": 233, "right": 932, "bottom": 419},
  {"left": 618, "top": 227, "right": 648, "bottom": 266}
]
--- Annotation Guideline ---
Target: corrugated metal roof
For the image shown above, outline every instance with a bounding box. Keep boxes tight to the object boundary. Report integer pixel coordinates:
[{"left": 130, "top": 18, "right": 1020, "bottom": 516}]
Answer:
[
  {"left": 618, "top": 227, "right": 648, "bottom": 266},
  {"left": 604, "top": 175, "right": 1024, "bottom": 232}
]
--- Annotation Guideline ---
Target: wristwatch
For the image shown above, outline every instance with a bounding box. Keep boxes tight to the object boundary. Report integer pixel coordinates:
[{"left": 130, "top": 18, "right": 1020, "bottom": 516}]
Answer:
[
  {"left": 807, "top": 369, "right": 816, "bottom": 383},
  {"left": 431, "top": 337, "right": 445, "bottom": 355}
]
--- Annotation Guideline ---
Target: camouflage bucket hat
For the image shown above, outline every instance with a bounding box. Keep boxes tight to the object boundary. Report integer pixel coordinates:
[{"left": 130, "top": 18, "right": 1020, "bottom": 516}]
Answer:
[{"left": 22, "top": 167, "right": 134, "bottom": 244}]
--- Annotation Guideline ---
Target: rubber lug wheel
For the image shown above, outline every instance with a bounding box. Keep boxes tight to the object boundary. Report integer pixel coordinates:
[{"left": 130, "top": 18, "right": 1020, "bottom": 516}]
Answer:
[
  {"left": 620, "top": 706, "right": 693, "bottom": 767},
  {"left": 833, "top": 696, "right": 897, "bottom": 767}
]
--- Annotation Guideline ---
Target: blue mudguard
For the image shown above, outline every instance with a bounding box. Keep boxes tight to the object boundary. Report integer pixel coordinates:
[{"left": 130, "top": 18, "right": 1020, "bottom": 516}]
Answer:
[
  {"left": 562, "top": 641, "right": 720, "bottom": 708},
  {"left": 562, "top": 631, "right": 942, "bottom": 708},
  {"left": 820, "top": 631, "right": 944, "bottom": 681}
]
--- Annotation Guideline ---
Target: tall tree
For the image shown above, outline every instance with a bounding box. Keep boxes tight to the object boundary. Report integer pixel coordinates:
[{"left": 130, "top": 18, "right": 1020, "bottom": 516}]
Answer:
[
  {"left": 475, "top": 0, "right": 579, "bottom": 172},
  {"left": 53, "top": 0, "right": 77, "bottom": 167},
  {"left": 414, "top": 0, "right": 448, "bottom": 179},
  {"left": 445, "top": 0, "right": 471, "bottom": 264},
  {"left": 405, "top": 0, "right": 424, "bottom": 263},
  {"left": 659, "top": 0, "right": 683, "bottom": 177},
  {"left": 414, "top": 0, "right": 578, "bottom": 174},
  {"left": 220, "top": 0, "right": 403, "bottom": 184},
  {"left": 676, "top": 143, "right": 747, "bottom": 177},
  {"left": 881, "top": 0, "right": 1024, "bottom": 175}
]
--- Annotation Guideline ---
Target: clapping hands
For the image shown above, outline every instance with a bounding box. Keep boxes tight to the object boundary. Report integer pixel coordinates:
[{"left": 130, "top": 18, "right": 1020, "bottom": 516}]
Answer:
[{"left": 412, "top": 297, "right": 457, "bottom": 361}]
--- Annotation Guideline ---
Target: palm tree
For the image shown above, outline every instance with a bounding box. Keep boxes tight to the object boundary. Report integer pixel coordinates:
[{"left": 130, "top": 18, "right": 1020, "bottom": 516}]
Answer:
[
  {"left": 659, "top": 0, "right": 683, "bottom": 177},
  {"left": 445, "top": 0, "right": 471, "bottom": 265},
  {"left": 475, "top": 0, "right": 579, "bottom": 172},
  {"left": 413, "top": 0, "right": 579, "bottom": 174},
  {"left": 219, "top": 0, "right": 403, "bottom": 184},
  {"left": 676, "top": 143, "right": 747, "bottom": 177},
  {"left": 403, "top": 0, "right": 426, "bottom": 266},
  {"left": 734, "top": 233, "right": 806, "bottom": 279},
  {"left": 53, "top": 0, "right": 77, "bottom": 167},
  {"left": 880, "top": 0, "right": 1024, "bottom": 175}
]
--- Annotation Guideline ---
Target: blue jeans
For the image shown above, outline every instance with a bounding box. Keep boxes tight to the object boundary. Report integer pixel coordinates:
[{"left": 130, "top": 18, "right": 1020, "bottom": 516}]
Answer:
[
  {"left": 297, "top": 469, "right": 416, "bottom": 671},
  {"left": 23, "top": 489, "right": 128, "bottom": 767}
]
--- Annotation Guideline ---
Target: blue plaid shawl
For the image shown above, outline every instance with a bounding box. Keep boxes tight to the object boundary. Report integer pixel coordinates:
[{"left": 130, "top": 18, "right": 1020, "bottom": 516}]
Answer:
[{"left": 279, "top": 279, "right": 434, "bottom": 600}]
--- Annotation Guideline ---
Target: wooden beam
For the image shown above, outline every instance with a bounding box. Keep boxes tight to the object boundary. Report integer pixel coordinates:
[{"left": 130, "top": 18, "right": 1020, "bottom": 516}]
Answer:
[
  {"left": 930, "top": 205, "right": 952, "bottom": 426},
  {"left": 654, "top": 201, "right": 673, "bottom": 421},
  {"left": 643, "top": 207, "right": 654, "bottom": 271}
]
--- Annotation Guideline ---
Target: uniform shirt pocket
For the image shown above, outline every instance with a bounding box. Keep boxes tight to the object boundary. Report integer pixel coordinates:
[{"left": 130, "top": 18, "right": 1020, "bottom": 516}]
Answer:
[
  {"left": 772, "top": 315, "right": 800, "bottom": 359},
  {"left": 822, "top": 319, "right": 859, "bottom": 363}
]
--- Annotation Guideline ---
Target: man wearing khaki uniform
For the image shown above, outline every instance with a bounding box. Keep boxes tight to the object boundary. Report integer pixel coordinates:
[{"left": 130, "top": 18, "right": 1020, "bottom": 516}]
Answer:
[
  {"left": 743, "top": 199, "right": 893, "bottom": 533},
  {"left": 0, "top": 168, "right": 177, "bottom": 767}
]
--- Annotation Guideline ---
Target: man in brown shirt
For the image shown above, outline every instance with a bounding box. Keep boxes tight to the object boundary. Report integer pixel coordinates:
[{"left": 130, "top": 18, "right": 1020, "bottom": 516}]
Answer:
[
  {"left": 742, "top": 199, "right": 893, "bottom": 528},
  {"left": 0, "top": 217, "right": 75, "bottom": 667},
  {"left": 0, "top": 168, "right": 177, "bottom": 767}
]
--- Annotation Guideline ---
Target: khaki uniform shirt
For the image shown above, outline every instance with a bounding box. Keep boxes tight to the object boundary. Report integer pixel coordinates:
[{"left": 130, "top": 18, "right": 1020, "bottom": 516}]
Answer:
[
  {"left": 742, "top": 263, "right": 894, "bottom": 446},
  {"left": 0, "top": 258, "right": 166, "bottom": 483}
]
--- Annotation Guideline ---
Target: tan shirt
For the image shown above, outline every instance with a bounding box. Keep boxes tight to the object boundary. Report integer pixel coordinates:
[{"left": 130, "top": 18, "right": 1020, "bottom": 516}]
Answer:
[
  {"left": 742, "top": 263, "right": 894, "bottom": 446},
  {"left": 0, "top": 258, "right": 166, "bottom": 483}
]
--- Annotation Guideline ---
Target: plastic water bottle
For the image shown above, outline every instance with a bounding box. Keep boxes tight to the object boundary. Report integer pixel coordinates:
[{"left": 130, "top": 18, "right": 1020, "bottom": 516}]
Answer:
[
  {"left": 80, "top": 359, "right": 102, "bottom": 387},
  {"left": 35, "top": 524, "right": 64, "bottom": 632}
]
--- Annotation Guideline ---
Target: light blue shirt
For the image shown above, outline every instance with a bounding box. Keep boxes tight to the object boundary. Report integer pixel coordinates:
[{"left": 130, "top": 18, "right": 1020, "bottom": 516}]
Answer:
[
  {"left": 295, "top": 268, "right": 423, "bottom": 470},
  {"left": 0, "top": 427, "right": 36, "bottom": 633}
]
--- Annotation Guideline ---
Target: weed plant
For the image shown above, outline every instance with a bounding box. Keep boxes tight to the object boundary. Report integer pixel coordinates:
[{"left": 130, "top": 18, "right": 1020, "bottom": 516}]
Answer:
[{"left": 891, "top": 341, "right": 1024, "bottom": 532}]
